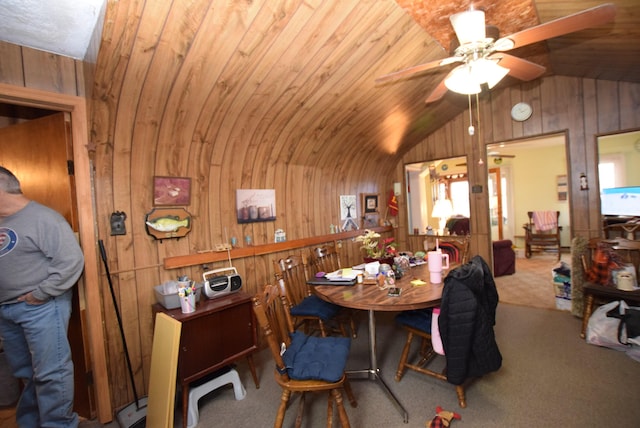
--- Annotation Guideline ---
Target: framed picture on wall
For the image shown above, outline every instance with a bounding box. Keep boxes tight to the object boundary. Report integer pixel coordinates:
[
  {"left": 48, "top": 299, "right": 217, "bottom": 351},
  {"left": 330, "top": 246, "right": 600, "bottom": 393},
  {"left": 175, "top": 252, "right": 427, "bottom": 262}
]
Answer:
[
  {"left": 362, "top": 193, "right": 379, "bottom": 214},
  {"left": 557, "top": 175, "right": 568, "bottom": 201},
  {"left": 236, "top": 189, "right": 276, "bottom": 223},
  {"left": 153, "top": 176, "right": 191, "bottom": 206},
  {"left": 340, "top": 195, "right": 357, "bottom": 220}
]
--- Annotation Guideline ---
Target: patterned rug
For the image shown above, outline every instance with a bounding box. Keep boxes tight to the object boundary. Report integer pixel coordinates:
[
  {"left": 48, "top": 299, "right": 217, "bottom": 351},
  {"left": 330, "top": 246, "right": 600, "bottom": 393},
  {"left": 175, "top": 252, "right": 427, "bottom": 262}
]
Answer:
[{"left": 494, "top": 252, "right": 571, "bottom": 310}]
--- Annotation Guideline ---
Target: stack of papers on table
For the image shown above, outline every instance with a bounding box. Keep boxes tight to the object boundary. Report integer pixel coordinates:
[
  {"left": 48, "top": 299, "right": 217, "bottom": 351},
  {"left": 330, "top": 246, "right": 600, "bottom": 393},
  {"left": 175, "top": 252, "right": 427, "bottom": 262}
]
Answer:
[
  {"left": 325, "top": 268, "right": 361, "bottom": 281},
  {"left": 307, "top": 268, "right": 358, "bottom": 285}
]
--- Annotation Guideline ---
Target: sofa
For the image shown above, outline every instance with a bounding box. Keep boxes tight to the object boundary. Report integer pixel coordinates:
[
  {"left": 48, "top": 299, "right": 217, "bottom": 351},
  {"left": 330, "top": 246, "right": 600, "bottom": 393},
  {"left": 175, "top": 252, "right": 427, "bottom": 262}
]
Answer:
[{"left": 492, "top": 240, "right": 516, "bottom": 277}]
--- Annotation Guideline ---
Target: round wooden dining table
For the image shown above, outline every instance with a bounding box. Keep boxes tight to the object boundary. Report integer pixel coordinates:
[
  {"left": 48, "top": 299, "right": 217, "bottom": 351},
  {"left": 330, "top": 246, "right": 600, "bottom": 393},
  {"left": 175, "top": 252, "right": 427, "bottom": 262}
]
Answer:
[{"left": 310, "top": 263, "right": 449, "bottom": 424}]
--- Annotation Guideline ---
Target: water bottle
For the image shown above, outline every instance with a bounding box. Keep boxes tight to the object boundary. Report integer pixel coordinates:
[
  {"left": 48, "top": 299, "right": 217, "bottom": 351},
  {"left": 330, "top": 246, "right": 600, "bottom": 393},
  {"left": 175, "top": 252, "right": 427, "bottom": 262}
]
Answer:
[{"left": 385, "top": 269, "right": 396, "bottom": 286}]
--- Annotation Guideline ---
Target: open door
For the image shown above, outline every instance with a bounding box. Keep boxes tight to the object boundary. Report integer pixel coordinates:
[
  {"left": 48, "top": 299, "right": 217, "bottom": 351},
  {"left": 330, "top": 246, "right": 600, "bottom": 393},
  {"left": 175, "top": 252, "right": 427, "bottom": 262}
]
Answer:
[
  {"left": 488, "top": 167, "right": 507, "bottom": 241},
  {"left": 0, "top": 112, "right": 94, "bottom": 418}
]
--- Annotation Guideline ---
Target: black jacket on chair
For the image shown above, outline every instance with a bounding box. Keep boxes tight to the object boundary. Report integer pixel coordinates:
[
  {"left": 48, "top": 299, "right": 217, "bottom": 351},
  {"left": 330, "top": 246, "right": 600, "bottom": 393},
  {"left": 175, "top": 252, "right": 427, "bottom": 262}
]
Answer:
[{"left": 439, "top": 255, "right": 502, "bottom": 385}]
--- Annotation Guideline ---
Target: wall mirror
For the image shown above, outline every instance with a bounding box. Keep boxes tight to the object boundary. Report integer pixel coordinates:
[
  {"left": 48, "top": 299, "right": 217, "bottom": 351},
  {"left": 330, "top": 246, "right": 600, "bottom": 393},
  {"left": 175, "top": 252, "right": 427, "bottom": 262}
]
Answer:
[
  {"left": 597, "top": 129, "right": 640, "bottom": 238},
  {"left": 405, "top": 156, "right": 470, "bottom": 236},
  {"left": 486, "top": 133, "right": 569, "bottom": 248}
]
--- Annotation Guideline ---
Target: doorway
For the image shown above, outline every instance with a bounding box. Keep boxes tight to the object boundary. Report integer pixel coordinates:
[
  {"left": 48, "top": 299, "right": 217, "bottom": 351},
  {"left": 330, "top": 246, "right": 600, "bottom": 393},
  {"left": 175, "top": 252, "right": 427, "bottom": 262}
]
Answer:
[
  {"left": 0, "top": 112, "right": 94, "bottom": 419},
  {"left": 486, "top": 133, "right": 570, "bottom": 252},
  {"left": 0, "top": 83, "right": 111, "bottom": 423}
]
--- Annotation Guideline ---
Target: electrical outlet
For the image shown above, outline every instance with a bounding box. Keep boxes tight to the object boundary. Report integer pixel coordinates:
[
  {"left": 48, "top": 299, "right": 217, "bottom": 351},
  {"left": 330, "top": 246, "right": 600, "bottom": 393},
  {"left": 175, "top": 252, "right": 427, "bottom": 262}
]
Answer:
[{"left": 110, "top": 211, "right": 127, "bottom": 235}]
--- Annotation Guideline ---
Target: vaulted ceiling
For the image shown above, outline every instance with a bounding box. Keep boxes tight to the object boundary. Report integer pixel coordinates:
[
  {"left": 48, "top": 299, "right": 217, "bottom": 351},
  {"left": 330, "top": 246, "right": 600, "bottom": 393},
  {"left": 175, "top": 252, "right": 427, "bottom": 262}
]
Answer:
[{"left": 2, "top": 1, "right": 639, "bottom": 167}]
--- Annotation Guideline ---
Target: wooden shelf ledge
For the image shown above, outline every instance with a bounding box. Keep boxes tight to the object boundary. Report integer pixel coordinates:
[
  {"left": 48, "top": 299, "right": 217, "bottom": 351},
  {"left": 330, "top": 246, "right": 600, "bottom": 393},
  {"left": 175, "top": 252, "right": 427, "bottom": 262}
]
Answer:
[{"left": 163, "top": 226, "right": 393, "bottom": 269}]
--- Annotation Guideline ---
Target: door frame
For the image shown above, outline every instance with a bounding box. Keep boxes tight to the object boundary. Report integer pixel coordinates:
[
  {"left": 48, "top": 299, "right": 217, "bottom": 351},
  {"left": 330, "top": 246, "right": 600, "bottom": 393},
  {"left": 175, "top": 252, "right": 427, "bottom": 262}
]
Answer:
[
  {"left": 0, "top": 83, "right": 112, "bottom": 422},
  {"left": 486, "top": 132, "right": 571, "bottom": 252}
]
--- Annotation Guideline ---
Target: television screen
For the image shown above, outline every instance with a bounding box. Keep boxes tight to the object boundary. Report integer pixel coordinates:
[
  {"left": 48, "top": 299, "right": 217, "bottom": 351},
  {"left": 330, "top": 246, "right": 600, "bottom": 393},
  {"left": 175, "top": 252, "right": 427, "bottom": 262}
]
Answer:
[{"left": 601, "top": 187, "right": 640, "bottom": 217}]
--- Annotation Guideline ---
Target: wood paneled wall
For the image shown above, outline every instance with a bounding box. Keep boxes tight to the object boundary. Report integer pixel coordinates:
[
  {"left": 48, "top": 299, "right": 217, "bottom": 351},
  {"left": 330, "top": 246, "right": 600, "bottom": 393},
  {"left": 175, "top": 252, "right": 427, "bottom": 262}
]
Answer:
[
  {"left": 0, "top": 41, "right": 114, "bottom": 421},
  {"left": 0, "top": 41, "right": 83, "bottom": 96},
  {"left": 393, "top": 77, "right": 640, "bottom": 262},
  {"left": 91, "top": 150, "right": 389, "bottom": 410},
  {"left": 89, "top": 75, "right": 640, "bottom": 413},
  {"left": 3, "top": 35, "right": 640, "bottom": 422}
]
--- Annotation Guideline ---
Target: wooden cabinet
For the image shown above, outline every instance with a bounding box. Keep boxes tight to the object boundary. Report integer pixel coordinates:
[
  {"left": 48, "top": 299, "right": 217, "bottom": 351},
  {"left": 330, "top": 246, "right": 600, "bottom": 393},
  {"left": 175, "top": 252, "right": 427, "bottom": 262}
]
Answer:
[{"left": 153, "top": 291, "right": 259, "bottom": 428}]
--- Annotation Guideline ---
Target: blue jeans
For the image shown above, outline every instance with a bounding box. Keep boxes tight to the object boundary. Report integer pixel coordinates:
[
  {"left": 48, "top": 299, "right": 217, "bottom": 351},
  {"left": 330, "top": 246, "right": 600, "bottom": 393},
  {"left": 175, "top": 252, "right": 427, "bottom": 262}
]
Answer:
[{"left": 0, "top": 289, "right": 78, "bottom": 428}]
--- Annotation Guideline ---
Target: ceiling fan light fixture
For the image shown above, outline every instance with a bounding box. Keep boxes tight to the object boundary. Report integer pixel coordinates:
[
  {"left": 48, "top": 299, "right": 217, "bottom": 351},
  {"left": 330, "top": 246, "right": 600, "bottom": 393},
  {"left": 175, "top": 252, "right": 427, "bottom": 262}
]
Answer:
[
  {"left": 472, "top": 58, "right": 510, "bottom": 89},
  {"left": 450, "top": 10, "right": 486, "bottom": 45},
  {"left": 493, "top": 37, "right": 515, "bottom": 51},
  {"left": 445, "top": 64, "right": 482, "bottom": 95}
]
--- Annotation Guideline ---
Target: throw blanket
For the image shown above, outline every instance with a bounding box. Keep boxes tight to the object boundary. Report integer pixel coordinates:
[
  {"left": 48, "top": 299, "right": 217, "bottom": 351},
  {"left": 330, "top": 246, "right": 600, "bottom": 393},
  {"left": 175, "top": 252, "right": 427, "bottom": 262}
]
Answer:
[{"left": 532, "top": 211, "right": 557, "bottom": 232}]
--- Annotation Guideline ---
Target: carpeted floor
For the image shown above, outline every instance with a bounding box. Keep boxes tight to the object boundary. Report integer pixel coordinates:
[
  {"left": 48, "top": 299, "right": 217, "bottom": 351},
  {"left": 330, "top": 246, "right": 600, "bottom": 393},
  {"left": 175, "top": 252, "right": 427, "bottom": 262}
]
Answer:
[
  {"left": 5, "top": 252, "right": 639, "bottom": 428},
  {"left": 70, "top": 301, "right": 640, "bottom": 428},
  {"left": 161, "top": 303, "right": 640, "bottom": 427},
  {"left": 494, "top": 251, "right": 569, "bottom": 310}
]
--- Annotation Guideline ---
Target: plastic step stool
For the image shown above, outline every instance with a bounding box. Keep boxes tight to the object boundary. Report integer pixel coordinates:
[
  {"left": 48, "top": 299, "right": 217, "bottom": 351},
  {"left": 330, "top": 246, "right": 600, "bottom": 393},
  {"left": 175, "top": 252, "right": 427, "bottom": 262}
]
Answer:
[{"left": 187, "top": 367, "right": 246, "bottom": 428}]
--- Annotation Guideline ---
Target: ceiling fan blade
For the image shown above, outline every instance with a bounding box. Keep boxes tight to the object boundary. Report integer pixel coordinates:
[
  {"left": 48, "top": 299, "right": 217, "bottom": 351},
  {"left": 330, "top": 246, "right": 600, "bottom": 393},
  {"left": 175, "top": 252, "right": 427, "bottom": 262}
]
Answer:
[
  {"left": 494, "top": 3, "right": 616, "bottom": 51},
  {"left": 489, "top": 53, "right": 545, "bottom": 81},
  {"left": 489, "top": 154, "right": 516, "bottom": 158},
  {"left": 425, "top": 76, "right": 450, "bottom": 104},
  {"left": 375, "top": 56, "right": 461, "bottom": 85}
]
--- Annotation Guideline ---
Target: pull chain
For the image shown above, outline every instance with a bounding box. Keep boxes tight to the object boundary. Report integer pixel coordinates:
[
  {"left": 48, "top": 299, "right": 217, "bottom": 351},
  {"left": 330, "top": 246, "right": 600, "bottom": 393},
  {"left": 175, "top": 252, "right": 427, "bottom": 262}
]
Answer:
[
  {"left": 476, "top": 93, "right": 483, "bottom": 165},
  {"left": 467, "top": 94, "right": 474, "bottom": 136}
]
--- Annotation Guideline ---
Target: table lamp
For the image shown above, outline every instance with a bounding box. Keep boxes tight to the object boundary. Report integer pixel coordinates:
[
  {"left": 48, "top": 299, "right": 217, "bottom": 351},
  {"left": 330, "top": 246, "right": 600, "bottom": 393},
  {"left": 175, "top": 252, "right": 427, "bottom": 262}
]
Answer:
[{"left": 432, "top": 198, "right": 453, "bottom": 235}]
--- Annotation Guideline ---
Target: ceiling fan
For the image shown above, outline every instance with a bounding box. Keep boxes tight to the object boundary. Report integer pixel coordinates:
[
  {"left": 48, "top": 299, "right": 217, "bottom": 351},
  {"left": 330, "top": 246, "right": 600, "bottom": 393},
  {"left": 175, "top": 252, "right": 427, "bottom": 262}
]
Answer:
[
  {"left": 457, "top": 152, "right": 514, "bottom": 167},
  {"left": 376, "top": 3, "right": 616, "bottom": 103},
  {"left": 487, "top": 151, "right": 515, "bottom": 158}
]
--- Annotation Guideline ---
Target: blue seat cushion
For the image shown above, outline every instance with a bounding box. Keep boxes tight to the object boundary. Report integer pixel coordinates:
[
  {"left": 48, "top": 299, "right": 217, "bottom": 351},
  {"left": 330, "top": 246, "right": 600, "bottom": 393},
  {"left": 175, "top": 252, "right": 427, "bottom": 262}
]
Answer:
[
  {"left": 283, "top": 331, "right": 351, "bottom": 382},
  {"left": 395, "top": 308, "right": 433, "bottom": 333},
  {"left": 290, "top": 295, "right": 340, "bottom": 320}
]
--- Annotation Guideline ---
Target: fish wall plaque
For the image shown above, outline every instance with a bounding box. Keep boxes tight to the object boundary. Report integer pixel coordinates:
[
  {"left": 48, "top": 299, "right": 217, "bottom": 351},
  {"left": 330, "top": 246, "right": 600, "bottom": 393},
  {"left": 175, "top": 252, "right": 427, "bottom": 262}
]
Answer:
[{"left": 145, "top": 207, "right": 192, "bottom": 240}]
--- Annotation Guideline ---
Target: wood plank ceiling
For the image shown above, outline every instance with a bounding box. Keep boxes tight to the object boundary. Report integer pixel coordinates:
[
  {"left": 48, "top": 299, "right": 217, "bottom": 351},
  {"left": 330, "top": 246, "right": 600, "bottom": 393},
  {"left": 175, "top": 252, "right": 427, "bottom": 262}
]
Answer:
[
  {"left": 1, "top": 2, "right": 637, "bottom": 165},
  {"left": 89, "top": 0, "right": 640, "bottom": 175}
]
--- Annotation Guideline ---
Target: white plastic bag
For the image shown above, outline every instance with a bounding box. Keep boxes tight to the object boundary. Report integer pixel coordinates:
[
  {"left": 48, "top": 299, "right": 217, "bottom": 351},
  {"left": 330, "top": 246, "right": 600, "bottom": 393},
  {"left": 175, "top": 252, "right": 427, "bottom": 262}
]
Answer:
[{"left": 586, "top": 300, "right": 630, "bottom": 352}]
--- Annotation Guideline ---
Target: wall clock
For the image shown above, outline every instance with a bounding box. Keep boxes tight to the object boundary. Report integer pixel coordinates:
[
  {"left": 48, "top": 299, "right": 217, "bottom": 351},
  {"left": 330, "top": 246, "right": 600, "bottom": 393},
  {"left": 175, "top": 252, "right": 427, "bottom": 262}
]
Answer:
[{"left": 511, "top": 102, "right": 533, "bottom": 122}]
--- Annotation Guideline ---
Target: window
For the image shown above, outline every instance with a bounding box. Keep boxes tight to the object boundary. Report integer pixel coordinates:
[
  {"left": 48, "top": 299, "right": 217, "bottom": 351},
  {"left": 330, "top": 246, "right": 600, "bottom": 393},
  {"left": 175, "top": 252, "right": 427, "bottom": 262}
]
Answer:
[
  {"left": 450, "top": 180, "right": 470, "bottom": 217},
  {"left": 598, "top": 154, "right": 625, "bottom": 192}
]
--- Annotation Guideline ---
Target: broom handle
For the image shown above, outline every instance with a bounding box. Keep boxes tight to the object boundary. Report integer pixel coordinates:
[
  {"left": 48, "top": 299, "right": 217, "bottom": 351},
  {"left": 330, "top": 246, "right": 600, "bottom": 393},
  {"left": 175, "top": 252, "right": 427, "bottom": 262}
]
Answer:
[{"left": 99, "top": 240, "right": 142, "bottom": 409}]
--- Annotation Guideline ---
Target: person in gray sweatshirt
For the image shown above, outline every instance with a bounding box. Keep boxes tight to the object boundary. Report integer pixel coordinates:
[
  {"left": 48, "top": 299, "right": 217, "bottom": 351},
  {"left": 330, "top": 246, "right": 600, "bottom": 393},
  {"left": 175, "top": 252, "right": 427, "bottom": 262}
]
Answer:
[{"left": 0, "top": 166, "right": 84, "bottom": 428}]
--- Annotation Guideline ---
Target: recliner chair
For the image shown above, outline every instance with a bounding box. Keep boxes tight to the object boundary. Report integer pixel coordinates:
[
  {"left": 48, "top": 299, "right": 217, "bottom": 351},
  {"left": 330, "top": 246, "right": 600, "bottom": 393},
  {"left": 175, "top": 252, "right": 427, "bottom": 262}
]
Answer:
[{"left": 492, "top": 240, "right": 515, "bottom": 276}]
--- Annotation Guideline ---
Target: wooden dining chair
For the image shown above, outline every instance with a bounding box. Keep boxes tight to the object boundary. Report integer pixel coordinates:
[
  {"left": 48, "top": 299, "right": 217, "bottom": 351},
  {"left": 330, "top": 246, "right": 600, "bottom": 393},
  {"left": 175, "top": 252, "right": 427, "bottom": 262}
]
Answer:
[
  {"left": 252, "top": 284, "right": 357, "bottom": 427},
  {"left": 393, "top": 308, "right": 466, "bottom": 408},
  {"left": 394, "top": 256, "right": 501, "bottom": 409},
  {"left": 423, "top": 235, "right": 471, "bottom": 264},
  {"left": 274, "top": 254, "right": 347, "bottom": 337},
  {"left": 310, "top": 244, "right": 343, "bottom": 274},
  {"left": 309, "top": 244, "right": 358, "bottom": 338},
  {"left": 396, "top": 240, "right": 467, "bottom": 406}
]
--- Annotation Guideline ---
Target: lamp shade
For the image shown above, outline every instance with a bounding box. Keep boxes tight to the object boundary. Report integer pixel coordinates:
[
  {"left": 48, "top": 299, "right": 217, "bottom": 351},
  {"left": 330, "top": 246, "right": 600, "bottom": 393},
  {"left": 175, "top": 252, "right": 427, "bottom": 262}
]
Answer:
[
  {"left": 450, "top": 10, "right": 485, "bottom": 45},
  {"left": 472, "top": 58, "right": 509, "bottom": 89},
  {"left": 444, "top": 64, "right": 482, "bottom": 95},
  {"left": 445, "top": 59, "right": 510, "bottom": 95},
  {"left": 432, "top": 198, "right": 453, "bottom": 220}
]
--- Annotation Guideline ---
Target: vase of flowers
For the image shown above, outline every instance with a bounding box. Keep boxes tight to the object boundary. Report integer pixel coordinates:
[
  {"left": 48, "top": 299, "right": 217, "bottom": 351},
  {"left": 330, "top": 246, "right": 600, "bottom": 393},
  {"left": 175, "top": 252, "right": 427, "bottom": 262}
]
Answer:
[{"left": 355, "top": 229, "right": 398, "bottom": 266}]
